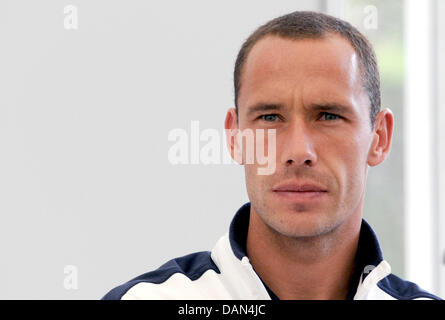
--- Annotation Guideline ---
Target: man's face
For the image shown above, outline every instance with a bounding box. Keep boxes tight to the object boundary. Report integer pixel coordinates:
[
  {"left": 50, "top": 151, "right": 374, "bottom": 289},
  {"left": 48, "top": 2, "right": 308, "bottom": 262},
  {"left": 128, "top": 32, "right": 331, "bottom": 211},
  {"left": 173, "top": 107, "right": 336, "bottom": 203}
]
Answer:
[{"left": 235, "top": 34, "right": 375, "bottom": 238}]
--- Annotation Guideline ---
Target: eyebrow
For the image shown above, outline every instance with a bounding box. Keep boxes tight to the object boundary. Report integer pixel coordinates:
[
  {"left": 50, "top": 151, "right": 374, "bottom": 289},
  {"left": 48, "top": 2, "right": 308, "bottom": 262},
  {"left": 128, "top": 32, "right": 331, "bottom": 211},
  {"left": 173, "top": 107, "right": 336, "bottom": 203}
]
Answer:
[
  {"left": 246, "top": 103, "right": 284, "bottom": 117},
  {"left": 307, "top": 102, "right": 352, "bottom": 114}
]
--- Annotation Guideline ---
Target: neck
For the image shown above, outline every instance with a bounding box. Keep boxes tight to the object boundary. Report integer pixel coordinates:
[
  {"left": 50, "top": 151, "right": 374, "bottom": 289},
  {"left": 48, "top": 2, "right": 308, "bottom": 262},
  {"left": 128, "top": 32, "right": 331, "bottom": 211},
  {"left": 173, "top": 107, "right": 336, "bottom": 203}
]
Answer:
[{"left": 246, "top": 207, "right": 362, "bottom": 300}]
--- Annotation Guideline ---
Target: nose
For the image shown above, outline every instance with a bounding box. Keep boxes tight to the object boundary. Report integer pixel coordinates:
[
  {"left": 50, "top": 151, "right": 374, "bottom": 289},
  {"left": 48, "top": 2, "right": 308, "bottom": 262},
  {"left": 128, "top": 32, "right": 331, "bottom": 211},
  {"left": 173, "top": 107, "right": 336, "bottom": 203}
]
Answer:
[{"left": 280, "top": 120, "right": 317, "bottom": 167}]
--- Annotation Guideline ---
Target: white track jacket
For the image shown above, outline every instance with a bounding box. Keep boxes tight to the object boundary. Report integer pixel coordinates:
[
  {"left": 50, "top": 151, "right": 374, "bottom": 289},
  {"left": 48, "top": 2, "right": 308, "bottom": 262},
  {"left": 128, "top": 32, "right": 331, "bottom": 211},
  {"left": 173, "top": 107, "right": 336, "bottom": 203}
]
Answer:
[{"left": 103, "top": 203, "right": 441, "bottom": 300}]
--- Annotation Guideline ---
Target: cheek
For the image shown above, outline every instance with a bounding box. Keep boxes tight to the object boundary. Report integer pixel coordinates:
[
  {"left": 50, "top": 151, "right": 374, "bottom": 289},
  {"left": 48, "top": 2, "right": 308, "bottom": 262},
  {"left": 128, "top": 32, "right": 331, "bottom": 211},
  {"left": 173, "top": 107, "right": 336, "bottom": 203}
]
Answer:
[
  {"left": 244, "top": 164, "right": 265, "bottom": 206},
  {"left": 326, "top": 135, "right": 369, "bottom": 199},
  {"left": 244, "top": 162, "right": 272, "bottom": 203},
  {"left": 245, "top": 164, "right": 261, "bottom": 191}
]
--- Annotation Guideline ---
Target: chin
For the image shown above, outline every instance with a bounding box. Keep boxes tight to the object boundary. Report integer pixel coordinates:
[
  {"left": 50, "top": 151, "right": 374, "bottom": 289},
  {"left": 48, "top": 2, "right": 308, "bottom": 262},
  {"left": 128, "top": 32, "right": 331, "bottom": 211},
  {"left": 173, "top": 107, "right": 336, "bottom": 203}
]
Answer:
[{"left": 266, "top": 207, "right": 340, "bottom": 239}]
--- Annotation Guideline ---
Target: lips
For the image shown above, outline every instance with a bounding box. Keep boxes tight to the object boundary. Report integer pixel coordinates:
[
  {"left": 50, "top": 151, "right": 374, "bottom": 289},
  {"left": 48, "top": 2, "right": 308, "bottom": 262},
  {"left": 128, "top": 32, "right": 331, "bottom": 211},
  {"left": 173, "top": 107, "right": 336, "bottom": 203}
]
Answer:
[
  {"left": 272, "top": 182, "right": 327, "bottom": 203},
  {"left": 272, "top": 182, "right": 327, "bottom": 193}
]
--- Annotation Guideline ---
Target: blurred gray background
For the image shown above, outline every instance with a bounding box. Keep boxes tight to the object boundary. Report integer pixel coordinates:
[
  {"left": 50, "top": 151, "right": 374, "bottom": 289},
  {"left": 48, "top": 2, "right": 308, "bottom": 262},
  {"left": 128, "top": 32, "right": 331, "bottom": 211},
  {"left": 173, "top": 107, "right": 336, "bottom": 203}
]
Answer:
[{"left": 0, "top": 0, "right": 442, "bottom": 299}]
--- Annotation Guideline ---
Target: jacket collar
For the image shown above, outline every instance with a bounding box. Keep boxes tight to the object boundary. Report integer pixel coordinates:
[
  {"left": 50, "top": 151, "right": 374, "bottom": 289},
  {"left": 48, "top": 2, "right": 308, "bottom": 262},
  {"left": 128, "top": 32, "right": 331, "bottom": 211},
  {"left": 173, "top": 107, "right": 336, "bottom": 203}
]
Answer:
[{"left": 227, "top": 202, "right": 387, "bottom": 299}]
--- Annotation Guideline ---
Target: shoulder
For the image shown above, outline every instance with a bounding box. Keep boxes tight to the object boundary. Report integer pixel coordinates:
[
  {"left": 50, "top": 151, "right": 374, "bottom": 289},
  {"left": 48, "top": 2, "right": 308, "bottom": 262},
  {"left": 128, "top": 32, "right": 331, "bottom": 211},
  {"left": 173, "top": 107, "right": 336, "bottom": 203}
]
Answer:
[
  {"left": 377, "top": 274, "right": 442, "bottom": 300},
  {"left": 102, "top": 251, "right": 220, "bottom": 300}
]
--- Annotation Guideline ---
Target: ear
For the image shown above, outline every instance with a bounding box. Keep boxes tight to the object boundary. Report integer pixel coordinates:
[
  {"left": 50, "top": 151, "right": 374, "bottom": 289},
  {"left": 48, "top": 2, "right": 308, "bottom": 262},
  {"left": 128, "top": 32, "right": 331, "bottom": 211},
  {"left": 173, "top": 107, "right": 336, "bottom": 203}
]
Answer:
[
  {"left": 367, "top": 108, "right": 394, "bottom": 167},
  {"left": 224, "top": 108, "right": 243, "bottom": 164}
]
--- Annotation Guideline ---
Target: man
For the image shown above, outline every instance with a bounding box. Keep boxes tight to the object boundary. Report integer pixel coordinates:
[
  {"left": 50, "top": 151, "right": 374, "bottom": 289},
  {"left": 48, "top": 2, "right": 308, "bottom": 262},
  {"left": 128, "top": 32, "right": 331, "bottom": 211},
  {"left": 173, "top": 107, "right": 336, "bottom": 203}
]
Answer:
[{"left": 103, "top": 11, "right": 441, "bottom": 300}]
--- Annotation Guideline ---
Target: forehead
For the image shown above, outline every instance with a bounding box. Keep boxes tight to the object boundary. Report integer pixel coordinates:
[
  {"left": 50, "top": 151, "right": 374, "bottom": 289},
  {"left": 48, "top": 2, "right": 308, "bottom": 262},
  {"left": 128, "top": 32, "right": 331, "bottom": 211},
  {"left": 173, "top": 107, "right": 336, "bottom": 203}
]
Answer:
[{"left": 238, "top": 34, "right": 364, "bottom": 110}]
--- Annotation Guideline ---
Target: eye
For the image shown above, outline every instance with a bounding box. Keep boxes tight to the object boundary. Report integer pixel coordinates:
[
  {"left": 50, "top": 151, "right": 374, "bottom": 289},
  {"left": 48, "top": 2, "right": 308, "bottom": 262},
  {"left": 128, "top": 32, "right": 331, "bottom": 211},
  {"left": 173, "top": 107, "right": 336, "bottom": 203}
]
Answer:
[
  {"left": 259, "top": 114, "right": 279, "bottom": 122},
  {"left": 319, "top": 112, "right": 341, "bottom": 121}
]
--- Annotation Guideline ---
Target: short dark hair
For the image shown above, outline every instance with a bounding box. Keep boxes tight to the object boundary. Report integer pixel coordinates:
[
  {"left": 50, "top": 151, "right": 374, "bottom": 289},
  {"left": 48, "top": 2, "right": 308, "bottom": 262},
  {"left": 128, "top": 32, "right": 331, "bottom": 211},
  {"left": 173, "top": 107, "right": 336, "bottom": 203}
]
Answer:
[{"left": 233, "top": 11, "right": 381, "bottom": 127}]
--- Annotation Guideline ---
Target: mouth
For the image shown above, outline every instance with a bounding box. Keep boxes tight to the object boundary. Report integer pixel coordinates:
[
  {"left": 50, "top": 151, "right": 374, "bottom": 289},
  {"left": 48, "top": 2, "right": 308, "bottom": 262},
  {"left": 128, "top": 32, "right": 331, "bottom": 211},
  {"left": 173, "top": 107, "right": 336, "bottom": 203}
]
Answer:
[{"left": 272, "top": 182, "right": 328, "bottom": 202}]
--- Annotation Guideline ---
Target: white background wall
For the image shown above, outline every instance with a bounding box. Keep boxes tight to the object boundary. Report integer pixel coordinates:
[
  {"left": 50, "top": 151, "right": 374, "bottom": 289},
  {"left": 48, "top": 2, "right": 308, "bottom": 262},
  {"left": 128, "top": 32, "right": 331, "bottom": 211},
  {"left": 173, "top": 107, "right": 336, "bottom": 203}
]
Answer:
[{"left": 0, "top": 0, "right": 323, "bottom": 299}]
